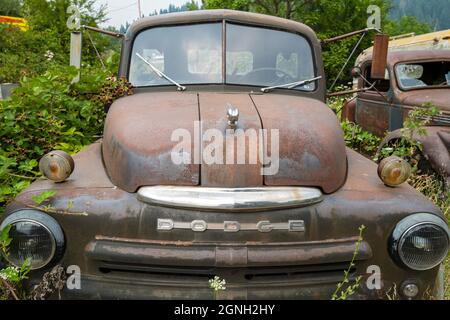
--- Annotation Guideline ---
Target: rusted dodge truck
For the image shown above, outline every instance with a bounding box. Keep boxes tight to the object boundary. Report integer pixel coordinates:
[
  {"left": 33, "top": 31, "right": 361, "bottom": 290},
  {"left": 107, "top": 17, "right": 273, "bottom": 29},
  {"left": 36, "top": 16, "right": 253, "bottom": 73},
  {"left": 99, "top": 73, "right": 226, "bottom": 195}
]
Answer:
[
  {"left": 342, "top": 33, "right": 450, "bottom": 185},
  {"left": 1, "top": 10, "right": 449, "bottom": 300}
]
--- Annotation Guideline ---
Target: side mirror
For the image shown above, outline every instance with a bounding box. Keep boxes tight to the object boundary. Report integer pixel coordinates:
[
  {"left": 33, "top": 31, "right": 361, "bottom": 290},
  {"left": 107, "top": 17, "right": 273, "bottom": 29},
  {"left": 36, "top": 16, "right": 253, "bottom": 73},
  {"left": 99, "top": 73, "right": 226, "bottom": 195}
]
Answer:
[
  {"left": 351, "top": 66, "right": 362, "bottom": 78},
  {"left": 371, "top": 34, "right": 389, "bottom": 79}
]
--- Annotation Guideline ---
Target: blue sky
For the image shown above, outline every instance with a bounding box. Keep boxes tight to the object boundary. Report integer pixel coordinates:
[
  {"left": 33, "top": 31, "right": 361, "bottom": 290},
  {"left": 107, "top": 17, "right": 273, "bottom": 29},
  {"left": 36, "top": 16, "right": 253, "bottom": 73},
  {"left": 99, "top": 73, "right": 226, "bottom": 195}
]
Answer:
[{"left": 98, "top": 0, "right": 189, "bottom": 28}]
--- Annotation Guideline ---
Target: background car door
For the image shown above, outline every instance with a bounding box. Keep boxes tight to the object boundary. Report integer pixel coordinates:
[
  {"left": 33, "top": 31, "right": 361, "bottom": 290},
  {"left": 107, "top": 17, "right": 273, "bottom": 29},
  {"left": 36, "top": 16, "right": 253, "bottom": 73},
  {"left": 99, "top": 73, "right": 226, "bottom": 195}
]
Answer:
[{"left": 355, "top": 64, "right": 391, "bottom": 137}]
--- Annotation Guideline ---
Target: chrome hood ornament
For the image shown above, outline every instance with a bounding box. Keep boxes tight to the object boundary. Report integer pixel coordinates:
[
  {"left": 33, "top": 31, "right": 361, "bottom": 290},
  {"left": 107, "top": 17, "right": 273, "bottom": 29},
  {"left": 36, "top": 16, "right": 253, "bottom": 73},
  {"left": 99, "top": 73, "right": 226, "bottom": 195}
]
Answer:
[{"left": 226, "top": 104, "right": 239, "bottom": 130}]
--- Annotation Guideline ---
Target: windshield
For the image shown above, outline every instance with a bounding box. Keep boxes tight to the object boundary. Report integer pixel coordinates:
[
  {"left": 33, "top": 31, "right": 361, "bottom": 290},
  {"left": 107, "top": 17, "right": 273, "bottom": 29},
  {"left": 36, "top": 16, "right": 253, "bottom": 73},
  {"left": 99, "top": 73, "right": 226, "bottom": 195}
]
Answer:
[
  {"left": 129, "top": 22, "right": 316, "bottom": 90},
  {"left": 130, "top": 23, "right": 222, "bottom": 87},
  {"left": 396, "top": 61, "right": 450, "bottom": 90}
]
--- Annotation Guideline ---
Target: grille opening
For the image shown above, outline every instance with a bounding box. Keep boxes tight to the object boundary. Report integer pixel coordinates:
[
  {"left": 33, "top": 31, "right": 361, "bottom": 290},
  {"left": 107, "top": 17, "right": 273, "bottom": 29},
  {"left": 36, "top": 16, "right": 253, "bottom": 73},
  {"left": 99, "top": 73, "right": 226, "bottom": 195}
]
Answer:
[{"left": 98, "top": 261, "right": 356, "bottom": 281}]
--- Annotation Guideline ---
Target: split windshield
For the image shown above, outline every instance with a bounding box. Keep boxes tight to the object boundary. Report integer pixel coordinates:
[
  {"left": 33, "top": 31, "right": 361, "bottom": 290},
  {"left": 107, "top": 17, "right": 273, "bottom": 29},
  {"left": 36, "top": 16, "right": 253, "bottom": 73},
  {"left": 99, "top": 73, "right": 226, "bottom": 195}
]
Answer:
[
  {"left": 395, "top": 61, "right": 450, "bottom": 90},
  {"left": 129, "top": 22, "right": 316, "bottom": 91}
]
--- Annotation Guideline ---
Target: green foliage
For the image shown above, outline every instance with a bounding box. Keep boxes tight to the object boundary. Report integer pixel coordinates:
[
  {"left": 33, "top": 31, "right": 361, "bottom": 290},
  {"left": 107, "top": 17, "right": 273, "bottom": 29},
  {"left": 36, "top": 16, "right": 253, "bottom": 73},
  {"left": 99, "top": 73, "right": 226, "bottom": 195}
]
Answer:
[
  {"left": 31, "top": 190, "right": 57, "bottom": 205},
  {"left": 0, "top": 25, "right": 67, "bottom": 83},
  {"left": 0, "top": 224, "right": 31, "bottom": 300},
  {"left": 341, "top": 121, "right": 381, "bottom": 156},
  {"left": 0, "top": 225, "right": 12, "bottom": 256},
  {"left": 0, "top": 0, "right": 119, "bottom": 83},
  {"left": 0, "top": 260, "right": 31, "bottom": 285},
  {"left": 384, "top": 15, "right": 431, "bottom": 37},
  {"left": 332, "top": 225, "right": 366, "bottom": 300},
  {"left": 0, "top": 64, "right": 133, "bottom": 214},
  {"left": 378, "top": 104, "right": 441, "bottom": 163},
  {"left": 390, "top": 0, "right": 449, "bottom": 30},
  {"left": 0, "top": 0, "right": 22, "bottom": 16},
  {"left": 203, "top": 0, "right": 251, "bottom": 11}
]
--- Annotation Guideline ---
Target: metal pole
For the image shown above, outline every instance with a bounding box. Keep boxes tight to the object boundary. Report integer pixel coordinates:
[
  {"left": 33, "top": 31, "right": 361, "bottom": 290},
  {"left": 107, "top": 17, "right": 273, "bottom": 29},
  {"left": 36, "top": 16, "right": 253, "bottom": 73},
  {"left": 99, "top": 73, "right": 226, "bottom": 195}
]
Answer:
[
  {"left": 70, "top": 32, "right": 82, "bottom": 83},
  {"left": 138, "top": 0, "right": 142, "bottom": 18},
  {"left": 328, "top": 33, "right": 366, "bottom": 92}
]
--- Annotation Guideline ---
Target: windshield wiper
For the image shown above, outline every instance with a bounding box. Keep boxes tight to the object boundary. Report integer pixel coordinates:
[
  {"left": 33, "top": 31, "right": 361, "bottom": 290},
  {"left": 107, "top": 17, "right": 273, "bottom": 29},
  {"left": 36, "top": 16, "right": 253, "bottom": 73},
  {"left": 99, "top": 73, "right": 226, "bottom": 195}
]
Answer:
[
  {"left": 261, "top": 76, "right": 322, "bottom": 93},
  {"left": 136, "top": 53, "right": 186, "bottom": 91}
]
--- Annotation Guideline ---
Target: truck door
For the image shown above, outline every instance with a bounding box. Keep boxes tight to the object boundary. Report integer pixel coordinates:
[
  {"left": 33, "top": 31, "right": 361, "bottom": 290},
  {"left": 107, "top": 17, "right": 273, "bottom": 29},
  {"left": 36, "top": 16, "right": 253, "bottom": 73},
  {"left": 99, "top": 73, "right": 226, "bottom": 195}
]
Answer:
[{"left": 355, "top": 63, "right": 391, "bottom": 137}]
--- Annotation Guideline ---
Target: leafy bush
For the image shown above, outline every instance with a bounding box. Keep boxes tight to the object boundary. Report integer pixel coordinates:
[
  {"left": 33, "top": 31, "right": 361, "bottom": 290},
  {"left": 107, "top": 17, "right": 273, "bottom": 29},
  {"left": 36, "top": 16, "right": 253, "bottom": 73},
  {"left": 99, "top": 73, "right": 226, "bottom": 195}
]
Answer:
[
  {"left": 341, "top": 121, "right": 381, "bottom": 156},
  {"left": 0, "top": 65, "right": 132, "bottom": 214},
  {"left": 0, "top": 25, "right": 67, "bottom": 83}
]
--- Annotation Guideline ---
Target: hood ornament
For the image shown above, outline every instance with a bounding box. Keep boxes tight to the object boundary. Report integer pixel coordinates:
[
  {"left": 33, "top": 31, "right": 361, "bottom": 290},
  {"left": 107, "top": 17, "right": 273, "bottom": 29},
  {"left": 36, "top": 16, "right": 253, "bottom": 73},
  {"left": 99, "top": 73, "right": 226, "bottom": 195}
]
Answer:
[{"left": 227, "top": 104, "right": 239, "bottom": 130}]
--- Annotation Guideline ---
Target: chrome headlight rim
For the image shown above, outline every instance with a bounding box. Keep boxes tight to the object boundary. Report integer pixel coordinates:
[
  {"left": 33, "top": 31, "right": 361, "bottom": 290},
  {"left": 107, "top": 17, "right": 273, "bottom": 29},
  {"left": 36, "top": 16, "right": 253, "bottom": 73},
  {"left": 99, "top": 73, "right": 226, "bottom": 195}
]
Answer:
[
  {"left": 0, "top": 210, "right": 65, "bottom": 270},
  {"left": 390, "top": 213, "right": 450, "bottom": 271}
]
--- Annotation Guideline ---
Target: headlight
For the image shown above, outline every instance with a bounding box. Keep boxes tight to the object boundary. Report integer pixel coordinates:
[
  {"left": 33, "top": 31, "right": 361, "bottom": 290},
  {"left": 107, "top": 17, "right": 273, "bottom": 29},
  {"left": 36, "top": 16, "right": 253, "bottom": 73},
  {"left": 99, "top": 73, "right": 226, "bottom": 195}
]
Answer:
[
  {"left": 390, "top": 213, "right": 450, "bottom": 271},
  {"left": 0, "top": 210, "right": 64, "bottom": 270}
]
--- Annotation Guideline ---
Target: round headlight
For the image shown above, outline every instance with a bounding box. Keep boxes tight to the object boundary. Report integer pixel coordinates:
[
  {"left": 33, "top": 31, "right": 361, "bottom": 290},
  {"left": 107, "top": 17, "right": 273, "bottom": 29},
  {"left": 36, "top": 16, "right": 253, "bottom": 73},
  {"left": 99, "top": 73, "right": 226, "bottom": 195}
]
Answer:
[
  {"left": 0, "top": 211, "right": 64, "bottom": 270},
  {"left": 390, "top": 213, "right": 450, "bottom": 271}
]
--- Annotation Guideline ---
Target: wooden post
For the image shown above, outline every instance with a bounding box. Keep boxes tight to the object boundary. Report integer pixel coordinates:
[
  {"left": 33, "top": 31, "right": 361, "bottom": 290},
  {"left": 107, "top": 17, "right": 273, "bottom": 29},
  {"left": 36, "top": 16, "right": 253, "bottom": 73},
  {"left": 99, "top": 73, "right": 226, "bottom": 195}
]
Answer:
[{"left": 70, "top": 31, "right": 82, "bottom": 83}]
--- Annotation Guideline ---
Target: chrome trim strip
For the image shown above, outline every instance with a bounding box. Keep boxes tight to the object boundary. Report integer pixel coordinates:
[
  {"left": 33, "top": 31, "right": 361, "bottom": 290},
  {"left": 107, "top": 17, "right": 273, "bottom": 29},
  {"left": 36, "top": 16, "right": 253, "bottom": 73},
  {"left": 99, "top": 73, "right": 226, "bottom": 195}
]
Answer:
[
  {"left": 157, "top": 218, "right": 305, "bottom": 233},
  {"left": 137, "top": 186, "right": 323, "bottom": 211}
]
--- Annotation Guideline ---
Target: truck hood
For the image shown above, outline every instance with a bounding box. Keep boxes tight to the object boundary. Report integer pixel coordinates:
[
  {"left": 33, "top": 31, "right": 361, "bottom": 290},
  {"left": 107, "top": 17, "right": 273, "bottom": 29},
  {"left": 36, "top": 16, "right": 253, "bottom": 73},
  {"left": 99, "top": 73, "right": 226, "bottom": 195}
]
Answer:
[
  {"left": 399, "top": 89, "right": 450, "bottom": 112},
  {"left": 102, "top": 92, "right": 347, "bottom": 193}
]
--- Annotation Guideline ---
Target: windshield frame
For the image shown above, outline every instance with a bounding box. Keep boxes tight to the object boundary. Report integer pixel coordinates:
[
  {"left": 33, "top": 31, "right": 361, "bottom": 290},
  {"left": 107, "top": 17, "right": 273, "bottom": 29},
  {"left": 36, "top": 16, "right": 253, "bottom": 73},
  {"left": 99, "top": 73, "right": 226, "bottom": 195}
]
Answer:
[
  {"left": 126, "top": 20, "right": 319, "bottom": 93},
  {"left": 393, "top": 59, "right": 450, "bottom": 92}
]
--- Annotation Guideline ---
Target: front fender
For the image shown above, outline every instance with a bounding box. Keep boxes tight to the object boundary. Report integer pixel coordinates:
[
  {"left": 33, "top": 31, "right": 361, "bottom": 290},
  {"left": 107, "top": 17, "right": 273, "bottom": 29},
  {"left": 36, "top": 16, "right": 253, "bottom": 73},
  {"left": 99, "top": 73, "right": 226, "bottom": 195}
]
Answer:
[{"left": 376, "top": 126, "right": 450, "bottom": 181}]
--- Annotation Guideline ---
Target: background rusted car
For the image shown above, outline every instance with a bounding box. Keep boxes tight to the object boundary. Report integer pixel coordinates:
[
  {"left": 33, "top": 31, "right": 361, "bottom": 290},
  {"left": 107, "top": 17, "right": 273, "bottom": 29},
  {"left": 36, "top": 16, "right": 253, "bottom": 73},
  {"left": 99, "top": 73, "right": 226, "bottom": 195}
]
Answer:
[
  {"left": 1, "top": 10, "right": 449, "bottom": 300},
  {"left": 342, "top": 39, "right": 450, "bottom": 185}
]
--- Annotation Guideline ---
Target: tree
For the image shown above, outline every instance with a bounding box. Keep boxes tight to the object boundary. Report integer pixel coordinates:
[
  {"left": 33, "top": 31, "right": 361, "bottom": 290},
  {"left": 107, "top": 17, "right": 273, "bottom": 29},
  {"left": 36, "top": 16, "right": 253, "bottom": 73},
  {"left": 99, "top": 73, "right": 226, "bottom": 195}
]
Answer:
[
  {"left": 384, "top": 15, "right": 431, "bottom": 37},
  {"left": 0, "top": 0, "right": 117, "bottom": 82},
  {"left": 390, "top": 0, "right": 449, "bottom": 30},
  {"left": 0, "top": 0, "right": 22, "bottom": 16},
  {"left": 203, "top": 0, "right": 251, "bottom": 11}
]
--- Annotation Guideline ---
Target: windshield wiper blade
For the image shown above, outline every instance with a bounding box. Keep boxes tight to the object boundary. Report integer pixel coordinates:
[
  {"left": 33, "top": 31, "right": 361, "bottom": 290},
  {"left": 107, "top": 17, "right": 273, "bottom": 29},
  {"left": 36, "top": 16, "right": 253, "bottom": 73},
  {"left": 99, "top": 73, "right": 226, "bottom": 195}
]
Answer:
[
  {"left": 261, "top": 76, "right": 322, "bottom": 93},
  {"left": 136, "top": 53, "right": 186, "bottom": 91}
]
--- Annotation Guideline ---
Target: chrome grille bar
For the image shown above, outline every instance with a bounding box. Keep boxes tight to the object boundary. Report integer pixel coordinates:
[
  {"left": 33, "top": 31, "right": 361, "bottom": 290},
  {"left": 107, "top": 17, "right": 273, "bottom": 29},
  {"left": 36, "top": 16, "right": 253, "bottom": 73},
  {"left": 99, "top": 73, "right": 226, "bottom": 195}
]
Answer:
[{"left": 137, "top": 186, "right": 323, "bottom": 211}]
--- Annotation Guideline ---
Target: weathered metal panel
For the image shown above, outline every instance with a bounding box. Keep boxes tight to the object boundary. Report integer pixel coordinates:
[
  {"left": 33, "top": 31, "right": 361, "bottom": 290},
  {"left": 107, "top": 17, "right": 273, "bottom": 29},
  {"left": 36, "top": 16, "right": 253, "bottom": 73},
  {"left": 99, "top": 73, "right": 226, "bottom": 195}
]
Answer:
[
  {"left": 198, "top": 93, "right": 263, "bottom": 187},
  {"left": 102, "top": 92, "right": 200, "bottom": 192},
  {"left": 251, "top": 94, "right": 347, "bottom": 193},
  {"left": 371, "top": 34, "right": 389, "bottom": 79}
]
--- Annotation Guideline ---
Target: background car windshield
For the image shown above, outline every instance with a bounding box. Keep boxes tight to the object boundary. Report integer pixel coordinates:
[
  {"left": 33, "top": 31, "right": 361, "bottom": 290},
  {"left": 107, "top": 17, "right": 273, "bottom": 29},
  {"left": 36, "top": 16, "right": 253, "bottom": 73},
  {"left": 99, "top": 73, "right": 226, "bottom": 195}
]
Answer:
[
  {"left": 396, "top": 61, "right": 450, "bottom": 89},
  {"left": 226, "top": 23, "right": 316, "bottom": 91},
  {"left": 129, "top": 23, "right": 222, "bottom": 87}
]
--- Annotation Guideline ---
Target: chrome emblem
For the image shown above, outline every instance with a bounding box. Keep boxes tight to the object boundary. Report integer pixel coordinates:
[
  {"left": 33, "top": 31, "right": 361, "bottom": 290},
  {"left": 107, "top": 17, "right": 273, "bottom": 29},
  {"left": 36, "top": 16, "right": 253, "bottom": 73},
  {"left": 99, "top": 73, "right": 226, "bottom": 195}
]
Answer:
[
  {"left": 226, "top": 104, "right": 239, "bottom": 130},
  {"left": 256, "top": 221, "right": 273, "bottom": 233},
  {"left": 191, "top": 220, "right": 207, "bottom": 232},
  {"left": 224, "top": 221, "right": 240, "bottom": 232},
  {"left": 157, "top": 219, "right": 305, "bottom": 233}
]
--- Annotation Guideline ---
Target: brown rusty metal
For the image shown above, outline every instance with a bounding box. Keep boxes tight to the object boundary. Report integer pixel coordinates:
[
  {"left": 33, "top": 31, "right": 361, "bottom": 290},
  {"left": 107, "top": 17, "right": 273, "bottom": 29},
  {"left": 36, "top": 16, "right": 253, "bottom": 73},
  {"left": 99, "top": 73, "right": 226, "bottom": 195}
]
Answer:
[
  {"left": 85, "top": 238, "right": 372, "bottom": 268},
  {"left": 251, "top": 94, "right": 347, "bottom": 193},
  {"left": 355, "top": 93, "right": 390, "bottom": 136},
  {"left": 398, "top": 89, "right": 450, "bottom": 113},
  {"left": 102, "top": 92, "right": 200, "bottom": 192},
  {"left": 1, "top": 10, "right": 447, "bottom": 300},
  {"left": 353, "top": 49, "right": 449, "bottom": 181},
  {"left": 82, "top": 25, "right": 124, "bottom": 38},
  {"left": 377, "top": 126, "right": 450, "bottom": 181},
  {"left": 371, "top": 34, "right": 389, "bottom": 79},
  {"left": 341, "top": 97, "right": 356, "bottom": 122},
  {"left": 321, "top": 28, "right": 375, "bottom": 45},
  {"left": 198, "top": 93, "right": 262, "bottom": 187},
  {"left": 5, "top": 147, "right": 444, "bottom": 299}
]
